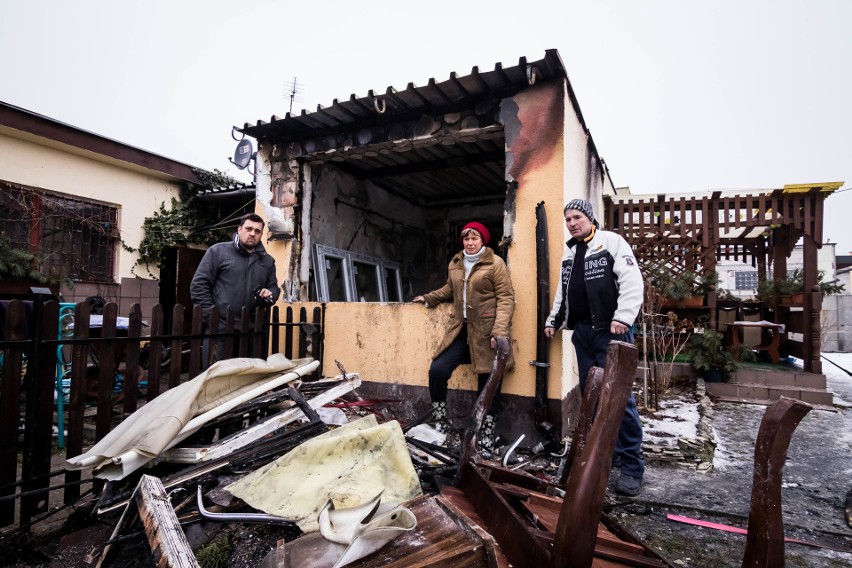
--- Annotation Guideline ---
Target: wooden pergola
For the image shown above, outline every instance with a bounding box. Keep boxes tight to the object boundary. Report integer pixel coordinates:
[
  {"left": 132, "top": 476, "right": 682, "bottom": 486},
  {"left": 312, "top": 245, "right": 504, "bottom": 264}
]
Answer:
[{"left": 604, "top": 183, "right": 843, "bottom": 374}]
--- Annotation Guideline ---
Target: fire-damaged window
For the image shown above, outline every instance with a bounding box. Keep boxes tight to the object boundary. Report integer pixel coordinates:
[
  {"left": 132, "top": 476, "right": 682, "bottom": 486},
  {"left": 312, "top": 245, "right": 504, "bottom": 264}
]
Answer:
[
  {"left": 0, "top": 183, "right": 118, "bottom": 283},
  {"left": 312, "top": 244, "right": 402, "bottom": 303}
]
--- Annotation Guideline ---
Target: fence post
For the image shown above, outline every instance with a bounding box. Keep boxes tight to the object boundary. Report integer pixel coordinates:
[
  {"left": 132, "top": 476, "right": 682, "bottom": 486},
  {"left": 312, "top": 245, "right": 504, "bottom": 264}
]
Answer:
[
  {"left": 252, "top": 306, "right": 265, "bottom": 359},
  {"left": 298, "top": 307, "right": 308, "bottom": 359},
  {"left": 0, "top": 301, "right": 26, "bottom": 527},
  {"left": 146, "top": 305, "right": 164, "bottom": 399},
  {"left": 285, "top": 306, "right": 294, "bottom": 360},
  {"left": 122, "top": 304, "right": 143, "bottom": 416},
  {"left": 95, "top": 303, "right": 118, "bottom": 442},
  {"left": 64, "top": 301, "right": 91, "bottom": 504},
  {"left": 168, "top": 305, "right": 184, "bottom": 389},
  {"left": 222, "top": 309, "right": 235, "bottom": 362},
  {"left": 312, "top": 306, "right": 323, "bottom": 378},
  {"left": 270, "top": 306, "right": 280, "bottom": 356},
  {"left": 206, "top": 306, "right": 220, "bottom": 370},
  {"left": 188, "top": 305, "right": 203, "bottom": 380},
  {"left": 21, "top": 297, "right": 59, "bottom": 524}
]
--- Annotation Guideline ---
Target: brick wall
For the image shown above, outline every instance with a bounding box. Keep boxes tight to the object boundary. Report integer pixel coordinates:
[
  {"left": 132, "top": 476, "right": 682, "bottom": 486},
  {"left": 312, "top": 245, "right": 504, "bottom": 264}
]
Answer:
[{"left": 60, "top": 277, "right": 159, "bottom": 322}]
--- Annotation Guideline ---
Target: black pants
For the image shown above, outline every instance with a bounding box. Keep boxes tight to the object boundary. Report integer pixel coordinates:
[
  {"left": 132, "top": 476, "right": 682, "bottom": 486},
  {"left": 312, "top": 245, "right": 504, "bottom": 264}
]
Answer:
[{"left": 428, "top": 327, "right": 499, "bottom": 408}]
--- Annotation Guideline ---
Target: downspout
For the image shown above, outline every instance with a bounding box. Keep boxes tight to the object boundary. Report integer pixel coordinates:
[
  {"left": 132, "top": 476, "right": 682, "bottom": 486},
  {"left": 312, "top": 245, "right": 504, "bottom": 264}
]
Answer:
[{"left": 298, "top": 162, "right": 313, "bottom": 299}]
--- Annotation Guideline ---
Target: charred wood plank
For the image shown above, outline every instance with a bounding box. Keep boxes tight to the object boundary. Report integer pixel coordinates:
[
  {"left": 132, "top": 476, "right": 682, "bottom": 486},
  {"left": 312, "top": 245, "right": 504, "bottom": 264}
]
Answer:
[
  {"left": 133, "top": 474, "right": 199, "bottom": 567},
  {"left": 559, "top": 366, "right": 605, "bottom": 485},
  {"left": 287, "top": 384, "right": 320, "bottom": 421},
  {"left": 551, "top": 341, "right": 638, "bottom": 568},
  {"left": 742, "top": 398, "right": 812, "bottom": 568},
  {"left": 456, "top": 463, "right": 551, "bottom": 568},
  {"left": 456, "top": 336, "right": 509, "bottom": 482}
]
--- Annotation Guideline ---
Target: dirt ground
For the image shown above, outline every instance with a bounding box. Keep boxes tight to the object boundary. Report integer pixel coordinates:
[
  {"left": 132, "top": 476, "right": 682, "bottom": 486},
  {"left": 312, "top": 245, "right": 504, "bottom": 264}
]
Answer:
[{"left": 2, "top": 356, "right": 851, "bottom": 567}]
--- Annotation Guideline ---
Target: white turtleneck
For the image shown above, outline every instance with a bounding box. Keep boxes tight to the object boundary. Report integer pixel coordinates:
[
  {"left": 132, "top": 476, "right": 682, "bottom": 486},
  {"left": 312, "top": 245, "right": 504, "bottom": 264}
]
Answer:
[{"left": 462, "top": 248, "right": 485, "bottom": 319}]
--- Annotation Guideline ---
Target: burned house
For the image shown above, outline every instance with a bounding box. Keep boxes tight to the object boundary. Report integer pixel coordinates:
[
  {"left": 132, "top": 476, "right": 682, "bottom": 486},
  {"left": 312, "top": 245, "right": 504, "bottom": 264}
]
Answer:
[{"left": 237, "top": 50, "right": 616, "bottom": 440}]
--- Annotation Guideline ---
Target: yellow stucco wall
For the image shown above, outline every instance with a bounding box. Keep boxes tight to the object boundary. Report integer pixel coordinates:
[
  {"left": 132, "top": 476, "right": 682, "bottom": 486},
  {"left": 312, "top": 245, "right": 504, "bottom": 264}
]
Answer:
[
  {"left": 0, "top": 128, "right": 182, "bottom": 281},
  {"left": 320, "top": 302, "right": 460, "bottom": 388},
  {"left": 502, "top": 83, "right": 571, "bottom": 399}
]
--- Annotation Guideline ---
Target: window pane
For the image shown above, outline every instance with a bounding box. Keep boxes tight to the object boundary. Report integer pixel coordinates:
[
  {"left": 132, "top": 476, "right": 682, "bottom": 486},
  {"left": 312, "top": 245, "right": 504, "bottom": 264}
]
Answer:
[
  {"left": 353, "top": 261, "right": 380, "bottom": 302},
  {"left": 735, "top": 271, "right": 758, "bottom": 290},
  {"left": 325, "top": 257, "right": 348, "bottom": 301},
  {"left": 384, "top": 267, "right": 401, "bottom": 302}
]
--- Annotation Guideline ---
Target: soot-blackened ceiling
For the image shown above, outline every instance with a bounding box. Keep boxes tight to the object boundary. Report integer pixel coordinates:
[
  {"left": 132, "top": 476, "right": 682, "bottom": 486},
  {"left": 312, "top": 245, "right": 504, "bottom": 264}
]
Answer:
[{"left": 239, "top": 51, "right": 573, "bottom": 208}]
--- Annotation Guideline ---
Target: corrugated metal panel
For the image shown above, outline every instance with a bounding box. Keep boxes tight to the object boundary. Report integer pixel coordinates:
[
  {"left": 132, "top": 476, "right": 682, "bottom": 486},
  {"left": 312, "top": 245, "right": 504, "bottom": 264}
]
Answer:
[{"left": 239, "top": 50, "right": 568, "bottom": 141}]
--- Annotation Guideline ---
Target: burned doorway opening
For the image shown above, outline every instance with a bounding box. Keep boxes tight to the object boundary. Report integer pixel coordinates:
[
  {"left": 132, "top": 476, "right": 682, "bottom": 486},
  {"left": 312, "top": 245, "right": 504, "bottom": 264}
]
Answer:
[{"left": 305, "top": 128, "right": 509, "bottom": 302}]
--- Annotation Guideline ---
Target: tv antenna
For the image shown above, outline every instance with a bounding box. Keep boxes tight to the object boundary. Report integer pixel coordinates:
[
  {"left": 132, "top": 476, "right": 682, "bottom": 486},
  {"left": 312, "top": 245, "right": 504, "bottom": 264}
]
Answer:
[{"left": 285, "top": 76, "right": 304, "bottom": 114}]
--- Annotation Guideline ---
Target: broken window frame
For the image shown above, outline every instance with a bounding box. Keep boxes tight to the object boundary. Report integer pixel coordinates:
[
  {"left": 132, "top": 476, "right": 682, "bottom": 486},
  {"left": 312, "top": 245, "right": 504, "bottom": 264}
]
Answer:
[{"left": 312, "top": 244, "right": 403, "bottom": 303}]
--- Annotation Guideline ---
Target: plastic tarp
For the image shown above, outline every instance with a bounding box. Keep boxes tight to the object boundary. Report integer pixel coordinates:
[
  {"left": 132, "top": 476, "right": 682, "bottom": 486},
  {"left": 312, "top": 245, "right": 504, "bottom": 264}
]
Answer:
[
  {"left": 227, "top": 415, "right": 422, "bottom": 532},
  {"left": 67, "top": 354, "right": 318, "bottom": 480}
]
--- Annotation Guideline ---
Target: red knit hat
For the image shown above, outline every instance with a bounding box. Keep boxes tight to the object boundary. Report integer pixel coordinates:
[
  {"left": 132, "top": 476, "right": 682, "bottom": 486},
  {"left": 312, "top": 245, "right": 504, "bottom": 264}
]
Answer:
[{"left": 461, "top": 222, "right": 490, "bottom": 245}]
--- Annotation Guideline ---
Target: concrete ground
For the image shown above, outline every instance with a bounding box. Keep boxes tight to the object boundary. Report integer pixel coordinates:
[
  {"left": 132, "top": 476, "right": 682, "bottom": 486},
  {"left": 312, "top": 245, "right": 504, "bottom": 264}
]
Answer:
[{"left": 608, "top": 352, "right": 852, "bottom": 567}]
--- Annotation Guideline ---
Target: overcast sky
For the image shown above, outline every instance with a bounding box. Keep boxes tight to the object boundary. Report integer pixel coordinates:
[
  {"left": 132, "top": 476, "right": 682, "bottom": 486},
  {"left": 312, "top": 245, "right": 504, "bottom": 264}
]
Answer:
[{"left": 2, "top": 0, "right": 850, "bottom": 254}]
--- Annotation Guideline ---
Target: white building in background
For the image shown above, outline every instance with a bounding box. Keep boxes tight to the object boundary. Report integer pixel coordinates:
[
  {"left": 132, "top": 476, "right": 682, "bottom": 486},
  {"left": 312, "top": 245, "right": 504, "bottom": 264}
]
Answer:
[
  {"left": 716, "top": 242, "right": 851, "bottom": 352},
  {"left": 716, "top": 242, "right": 839, "bottom": 299}
]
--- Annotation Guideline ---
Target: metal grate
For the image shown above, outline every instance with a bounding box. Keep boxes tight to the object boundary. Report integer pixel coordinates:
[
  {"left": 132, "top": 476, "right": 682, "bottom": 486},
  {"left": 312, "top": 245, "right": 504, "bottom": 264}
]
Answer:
[{"left": 0, "top": 183, "right": 118, "bottom": 282}]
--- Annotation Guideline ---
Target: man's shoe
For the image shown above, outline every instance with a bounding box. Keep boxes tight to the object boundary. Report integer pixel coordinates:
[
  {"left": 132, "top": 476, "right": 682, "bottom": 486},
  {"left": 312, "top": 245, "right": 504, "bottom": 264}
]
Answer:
[{"left": 616, "top": 474, "right": 643, "bottom": 496}]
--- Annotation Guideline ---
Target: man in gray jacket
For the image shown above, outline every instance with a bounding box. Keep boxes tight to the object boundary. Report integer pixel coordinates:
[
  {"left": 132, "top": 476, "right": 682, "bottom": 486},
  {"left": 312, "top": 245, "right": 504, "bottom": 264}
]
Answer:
[{"left": 191, "top": 213, "right": 280, "bottom": 362}]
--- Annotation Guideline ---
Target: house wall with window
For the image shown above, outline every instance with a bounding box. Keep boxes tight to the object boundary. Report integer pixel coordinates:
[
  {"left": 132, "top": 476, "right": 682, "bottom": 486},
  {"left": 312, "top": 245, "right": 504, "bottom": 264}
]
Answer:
[
  {"left": 0, "top": 130, "right": 182, "bottom": 282},
  {"left": 0, "top": 102, "right": 203, "bottom": 319}
]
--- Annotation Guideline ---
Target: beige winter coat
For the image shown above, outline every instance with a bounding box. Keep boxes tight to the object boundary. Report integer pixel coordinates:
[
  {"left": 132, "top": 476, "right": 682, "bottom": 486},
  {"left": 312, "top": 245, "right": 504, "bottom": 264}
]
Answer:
[{"left": 422, "top": 247, "right": 515, "bottom": 373}]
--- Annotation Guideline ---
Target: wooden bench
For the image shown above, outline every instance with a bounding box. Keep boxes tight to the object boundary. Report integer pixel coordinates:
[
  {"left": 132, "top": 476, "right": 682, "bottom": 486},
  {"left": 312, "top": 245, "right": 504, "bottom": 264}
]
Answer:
[{"left": 725, "top": 321, "right": 785, "bottom": 364}]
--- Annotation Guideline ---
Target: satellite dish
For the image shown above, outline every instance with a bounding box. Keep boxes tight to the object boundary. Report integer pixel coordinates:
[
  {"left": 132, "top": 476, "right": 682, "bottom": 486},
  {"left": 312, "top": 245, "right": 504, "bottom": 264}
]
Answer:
[{"left": 233, "top": 138, "right": 254, "bottom": 170}]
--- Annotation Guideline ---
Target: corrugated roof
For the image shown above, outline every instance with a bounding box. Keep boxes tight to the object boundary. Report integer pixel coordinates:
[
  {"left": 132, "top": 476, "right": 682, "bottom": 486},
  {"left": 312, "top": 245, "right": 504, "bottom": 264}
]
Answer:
[{"left": 239, "top": 49, "right": 572, "bottom": 142}]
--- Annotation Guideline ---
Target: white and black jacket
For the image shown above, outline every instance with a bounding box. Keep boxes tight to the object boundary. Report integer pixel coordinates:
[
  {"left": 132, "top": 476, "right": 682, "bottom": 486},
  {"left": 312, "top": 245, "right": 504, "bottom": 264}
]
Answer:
[{"left": 546, "top": 228, "right": 643, "bottom": 331}]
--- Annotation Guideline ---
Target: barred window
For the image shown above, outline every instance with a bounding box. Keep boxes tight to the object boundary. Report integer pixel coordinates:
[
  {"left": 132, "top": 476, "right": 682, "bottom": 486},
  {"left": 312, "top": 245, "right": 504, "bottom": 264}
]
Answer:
[{"left": 0, "top": 183, "right": 118, "bottom": 282}]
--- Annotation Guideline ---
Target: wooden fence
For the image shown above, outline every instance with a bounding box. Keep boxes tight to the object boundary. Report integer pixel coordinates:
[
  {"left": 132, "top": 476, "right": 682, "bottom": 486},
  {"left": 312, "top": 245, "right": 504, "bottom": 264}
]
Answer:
[{"left": 0, "top": 298, "right": 323, "bottom": 531}]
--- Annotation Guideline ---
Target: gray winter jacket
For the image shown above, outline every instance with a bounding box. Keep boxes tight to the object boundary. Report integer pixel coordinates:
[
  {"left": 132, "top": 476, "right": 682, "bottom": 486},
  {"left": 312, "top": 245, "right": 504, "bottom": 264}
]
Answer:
[{"left": 190, "top": 235, "right": 280, "bottom": 326}]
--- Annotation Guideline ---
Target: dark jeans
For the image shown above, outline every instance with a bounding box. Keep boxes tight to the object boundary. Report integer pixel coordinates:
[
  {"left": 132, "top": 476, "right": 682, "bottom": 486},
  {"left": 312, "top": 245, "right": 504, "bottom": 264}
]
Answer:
[
  {"left": 571, "top": 322, "right": 645, "bottom": 479},
  {"left": 428, "top": 327, "right": 498, "bottom": 410}
]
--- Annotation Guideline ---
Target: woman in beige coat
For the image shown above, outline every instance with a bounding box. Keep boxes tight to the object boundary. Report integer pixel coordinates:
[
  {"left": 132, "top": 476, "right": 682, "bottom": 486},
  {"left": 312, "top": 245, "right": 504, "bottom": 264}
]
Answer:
[{"left": 413, "top": 222, "right": 514, "bottom": 452}]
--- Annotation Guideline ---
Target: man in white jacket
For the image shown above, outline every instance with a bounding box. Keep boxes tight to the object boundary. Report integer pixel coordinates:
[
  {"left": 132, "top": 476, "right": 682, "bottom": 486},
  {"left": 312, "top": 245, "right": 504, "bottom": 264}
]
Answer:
[{"left": 545, "top": 199, "right": 645, "bottom": 496}]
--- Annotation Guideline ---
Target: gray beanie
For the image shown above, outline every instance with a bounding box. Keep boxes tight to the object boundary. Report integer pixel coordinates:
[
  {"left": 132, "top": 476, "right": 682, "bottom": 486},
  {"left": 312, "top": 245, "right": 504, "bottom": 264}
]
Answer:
[{"left": 564, "top": 199, "right": 599, "bottom": 228}]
